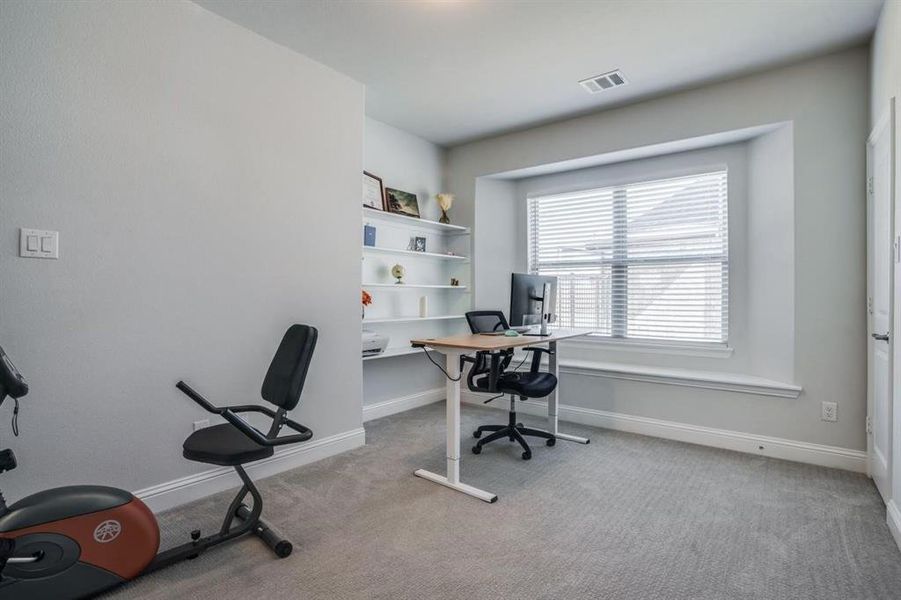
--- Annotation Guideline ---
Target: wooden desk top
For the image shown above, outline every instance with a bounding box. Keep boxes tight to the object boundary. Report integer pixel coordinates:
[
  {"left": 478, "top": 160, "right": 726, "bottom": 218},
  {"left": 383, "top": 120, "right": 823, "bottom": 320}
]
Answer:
[{"left": 411, "top": 328, "right": 594, "bottom": 351}]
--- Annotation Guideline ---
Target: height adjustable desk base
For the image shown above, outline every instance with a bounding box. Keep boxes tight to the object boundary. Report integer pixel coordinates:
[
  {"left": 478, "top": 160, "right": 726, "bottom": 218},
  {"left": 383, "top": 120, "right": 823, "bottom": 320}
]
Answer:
[
  {"left": 414, "top": 468, "right": 498, "bottom": 503},
  {"left": 556, "top": 432, "right": 590, "bottom": 444},
  {"left": 408, "top": 329, "right": 595, "bottom": 505}
]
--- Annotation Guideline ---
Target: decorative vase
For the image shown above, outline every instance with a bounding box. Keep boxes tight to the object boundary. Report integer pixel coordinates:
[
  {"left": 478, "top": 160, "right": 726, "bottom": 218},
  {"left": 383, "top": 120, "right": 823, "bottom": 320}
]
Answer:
[{"left": 436, "top": 193, "right": 454, "bottom": 224}]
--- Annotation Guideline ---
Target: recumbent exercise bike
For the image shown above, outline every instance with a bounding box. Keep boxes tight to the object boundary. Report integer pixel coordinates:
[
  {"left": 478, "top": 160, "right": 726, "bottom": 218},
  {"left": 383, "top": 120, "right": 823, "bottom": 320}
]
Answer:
[{"left": 0, "top": 324, "right": 317, "bottom": 599}]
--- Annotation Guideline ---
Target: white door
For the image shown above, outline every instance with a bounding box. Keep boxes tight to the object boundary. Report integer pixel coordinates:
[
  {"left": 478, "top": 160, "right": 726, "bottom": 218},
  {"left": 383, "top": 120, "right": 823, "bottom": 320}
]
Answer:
[{"left": 868, "top": 99, "right": 895, "bottom": 503}]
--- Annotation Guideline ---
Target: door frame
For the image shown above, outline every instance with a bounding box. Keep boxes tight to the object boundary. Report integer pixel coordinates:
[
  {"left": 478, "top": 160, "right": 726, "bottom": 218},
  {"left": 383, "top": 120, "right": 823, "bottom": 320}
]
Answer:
[{"left": 867, "top": 97, "right": 896, "bottom": 498}]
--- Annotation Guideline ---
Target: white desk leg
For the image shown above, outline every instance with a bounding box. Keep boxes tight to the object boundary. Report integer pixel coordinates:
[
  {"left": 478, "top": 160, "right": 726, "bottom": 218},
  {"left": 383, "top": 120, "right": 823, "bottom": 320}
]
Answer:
[
  {"left": 547, "top": 341, "right": 590, "bottom": 444},
  {"left": 445, "top": 352, "right": 461, "bottom": 484},
  {"left": 414, "top": 350, "right": 498, "bottom": 503}
]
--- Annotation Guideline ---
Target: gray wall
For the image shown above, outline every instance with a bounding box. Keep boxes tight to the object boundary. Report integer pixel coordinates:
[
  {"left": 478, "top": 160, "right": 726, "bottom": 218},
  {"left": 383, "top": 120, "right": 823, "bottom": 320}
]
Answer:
[
  {"left": 472, "top": 178, "right": 522, "bottom": 312},
  {"left": 0, "top": 0, "right": 364, "bottom": 500},
  {"left": 447, "top": 47, "right": 869, "bottom": 450},
  {"left": 871, "top": 0, "right": 900, "bottom": 131},
  {"left": 746, "top": 126, "right": 795, "bottom": 381}
]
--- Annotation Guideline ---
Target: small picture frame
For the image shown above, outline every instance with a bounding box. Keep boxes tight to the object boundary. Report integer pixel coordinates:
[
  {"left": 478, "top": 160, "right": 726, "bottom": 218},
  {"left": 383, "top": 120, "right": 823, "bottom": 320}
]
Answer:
[
  {"left": 363, "top": 224, "right": 377, "bottom": 247},
  {"left": 413, "top": 237, "right": 426, "bottom": 252},
  {"left": 385, "top": 188, "right": 420, "bottom": 218},
  {"left": 363, "top": 171, "right": 385, "bottom": 211}
]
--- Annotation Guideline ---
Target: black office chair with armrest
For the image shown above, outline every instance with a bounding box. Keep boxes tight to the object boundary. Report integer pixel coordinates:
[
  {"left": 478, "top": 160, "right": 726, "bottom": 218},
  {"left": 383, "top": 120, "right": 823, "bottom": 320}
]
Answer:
[{"left": 463, "top": 311, "right": 556, "bottom": 460}]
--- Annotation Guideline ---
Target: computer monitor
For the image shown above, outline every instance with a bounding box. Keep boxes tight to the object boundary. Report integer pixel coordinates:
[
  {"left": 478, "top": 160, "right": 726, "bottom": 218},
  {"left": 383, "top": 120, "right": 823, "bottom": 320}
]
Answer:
[{"left": 509, "top": 273, "right": 557, "bottom": 334}]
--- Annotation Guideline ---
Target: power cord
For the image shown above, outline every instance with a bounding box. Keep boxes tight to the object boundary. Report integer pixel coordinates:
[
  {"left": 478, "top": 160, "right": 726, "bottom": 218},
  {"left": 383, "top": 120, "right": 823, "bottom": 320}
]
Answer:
[
  {"left": 419, "top": 347, "right": 462, "bottom": 381},
  {"left": 11, "top": 399, "right": 18, "bottom": 437},
  {"left": 511, "top": 352, "right": 529, "bottom": 372},
  {"left": 418, "top": 345, "right": 530, "bottom": 402}
]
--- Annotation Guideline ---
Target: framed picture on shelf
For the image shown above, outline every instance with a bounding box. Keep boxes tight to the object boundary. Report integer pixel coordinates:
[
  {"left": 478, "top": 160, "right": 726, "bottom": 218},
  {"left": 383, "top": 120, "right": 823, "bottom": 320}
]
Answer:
[
  {"left": 385, "top": 188, "right": 420, "bottom": 218},
  {"left": 413, "top": 236, "right": 426, "bottom": 252},
  {"left": 363, "top": 171, "right": 385, "bottom": 211}
]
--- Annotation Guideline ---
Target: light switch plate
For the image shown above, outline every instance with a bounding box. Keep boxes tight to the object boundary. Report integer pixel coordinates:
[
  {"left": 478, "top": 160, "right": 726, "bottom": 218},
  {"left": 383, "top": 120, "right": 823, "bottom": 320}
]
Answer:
[{"left": 19, "top": 228, "right": 58, "bottom": 259}]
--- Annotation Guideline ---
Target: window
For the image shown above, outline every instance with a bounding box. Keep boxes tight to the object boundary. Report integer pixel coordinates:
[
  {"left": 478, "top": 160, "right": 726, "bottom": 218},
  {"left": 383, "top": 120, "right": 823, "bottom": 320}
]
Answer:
[{"left": 528, "top": 170, "right": 728, "bottom": 344}]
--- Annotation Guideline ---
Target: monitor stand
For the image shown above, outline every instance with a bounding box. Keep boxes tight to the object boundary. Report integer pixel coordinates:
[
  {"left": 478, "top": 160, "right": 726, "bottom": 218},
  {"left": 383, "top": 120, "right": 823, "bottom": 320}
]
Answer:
[{"left": 524, "top": 283, "right": 553, "bottom": 336}]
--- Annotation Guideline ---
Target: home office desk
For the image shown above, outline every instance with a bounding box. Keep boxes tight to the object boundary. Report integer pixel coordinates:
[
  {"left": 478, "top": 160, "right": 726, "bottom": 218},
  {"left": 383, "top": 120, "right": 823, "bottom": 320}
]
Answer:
[{"left": 410, "top": 328, "right": 593, "bottom": 503}]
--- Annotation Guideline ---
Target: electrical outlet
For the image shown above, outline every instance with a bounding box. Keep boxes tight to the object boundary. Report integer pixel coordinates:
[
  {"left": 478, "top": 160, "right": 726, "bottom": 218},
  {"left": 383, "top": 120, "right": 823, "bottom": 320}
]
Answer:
[
  {"left": 193, "top": 419, "right": 209, "bottom": 432},
  {"left": 821, "top": 402, "right": 837, "bottom": 423}
]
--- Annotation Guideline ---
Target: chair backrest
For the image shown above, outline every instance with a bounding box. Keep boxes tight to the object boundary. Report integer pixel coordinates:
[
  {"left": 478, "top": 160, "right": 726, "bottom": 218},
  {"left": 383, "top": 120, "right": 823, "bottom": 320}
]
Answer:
[
  {"left": 465, "top": 311, "right": 509, "bottom": 334},
  {"left": 261, "top": 325, "right": 318, "bottom": 410},
  {"left": 464, "top": 312, "right": 513, "bottom": 391}
]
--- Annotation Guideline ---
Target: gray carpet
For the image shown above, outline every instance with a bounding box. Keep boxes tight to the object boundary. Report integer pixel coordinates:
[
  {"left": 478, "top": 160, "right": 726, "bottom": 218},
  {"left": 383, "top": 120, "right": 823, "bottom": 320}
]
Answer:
[{"left": 105, "top": 402, "right": 901, "bottom": 599}]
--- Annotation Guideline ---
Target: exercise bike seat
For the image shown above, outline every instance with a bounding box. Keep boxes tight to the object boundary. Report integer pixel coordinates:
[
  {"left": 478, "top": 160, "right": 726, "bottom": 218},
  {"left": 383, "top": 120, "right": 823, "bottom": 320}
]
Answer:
[
  {"left": 183, "top": 423, "right": 274, "bottom": 466},
  {"left": 0, "top": 486, "right": 133, "bottom": 532}
]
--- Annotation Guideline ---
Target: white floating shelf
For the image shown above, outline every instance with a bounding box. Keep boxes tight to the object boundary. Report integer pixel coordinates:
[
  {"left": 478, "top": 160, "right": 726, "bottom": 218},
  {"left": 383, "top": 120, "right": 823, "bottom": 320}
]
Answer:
[
  {"left": 362, "top": 246, "right": 469, "bottom": 261},
  {"left": 363, "top": 315, "right": 466, "bottom": 324},
  {"left": 363, "top": 346, "right": 432, "bottom": 361},
  {"left": 363, "top": 283, "right": 468, "bottom": 290},
  {"left": 363, "top": 210, "right": 470, "bottom": 234}
]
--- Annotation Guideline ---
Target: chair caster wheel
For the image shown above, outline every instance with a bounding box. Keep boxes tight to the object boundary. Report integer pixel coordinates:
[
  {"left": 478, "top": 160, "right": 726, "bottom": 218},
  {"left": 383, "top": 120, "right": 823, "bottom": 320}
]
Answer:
[
  {"left": 516, "top": 423, "right": 524, "bottom": 428},
  {"left": 521, "top": 451, "right": 532, "bottom": 460},
  {"left": 472, "top": 445, "right": 482, "bottom": 454},
  {"left": 473, "top": 430, "right": 481, "bottom": 438},
  {"left": 509, "top": 436, "right": 515, "bottom": 442},
  {"left": 546, "top": 438, "right": 556, "bottom": 447}
]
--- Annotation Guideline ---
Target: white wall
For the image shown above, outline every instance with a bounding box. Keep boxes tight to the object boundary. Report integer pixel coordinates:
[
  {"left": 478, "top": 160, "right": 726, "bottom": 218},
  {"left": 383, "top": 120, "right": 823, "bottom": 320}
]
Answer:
[
  {"left": 447, "top": 47, "right": 869, "bottom": 451},
  {"left": 364, "top": 117, "right": 445, "bottom": 222},
  {"left": 0, "top": 1, "right": 364, "bottom": 501},
  {"left": 362, "top": 118, "right": 447, "bottom": 407},
  {"left": 871, "top": 0, "right": 901, "bottom": 546}
]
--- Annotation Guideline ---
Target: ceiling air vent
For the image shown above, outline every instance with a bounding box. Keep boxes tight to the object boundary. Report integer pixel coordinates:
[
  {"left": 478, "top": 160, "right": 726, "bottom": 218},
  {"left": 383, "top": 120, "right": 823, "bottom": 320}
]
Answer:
[{"left": 579, "top": 70, "right": 628, "bottom": 94}]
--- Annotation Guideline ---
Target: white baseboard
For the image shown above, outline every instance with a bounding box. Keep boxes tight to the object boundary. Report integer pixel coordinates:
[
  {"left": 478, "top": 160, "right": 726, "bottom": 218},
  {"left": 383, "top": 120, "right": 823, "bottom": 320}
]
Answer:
[
  {"left": 135, "top": 427, "right": 366, "bottom": 513},
  {"left": 461, "top": 392, "right": 867, "bottom": 473},
  {"left": 888, "top": 500, "right": 901, "bottom": 552},
  {"left": 363, "top": 387, "right": 444, "bottom": 422}
]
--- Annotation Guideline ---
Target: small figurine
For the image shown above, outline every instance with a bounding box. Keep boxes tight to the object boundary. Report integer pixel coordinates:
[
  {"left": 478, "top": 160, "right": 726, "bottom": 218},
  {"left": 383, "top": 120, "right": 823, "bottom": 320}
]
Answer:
[{"left": 392, "top": 264, "right": 406, "bottom": 284}]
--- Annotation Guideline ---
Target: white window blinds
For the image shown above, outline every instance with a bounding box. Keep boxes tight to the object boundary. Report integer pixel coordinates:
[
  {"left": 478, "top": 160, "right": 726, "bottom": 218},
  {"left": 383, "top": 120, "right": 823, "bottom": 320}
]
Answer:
[{"left": 528, "top": 170, "right": 728, "bottom": 344}]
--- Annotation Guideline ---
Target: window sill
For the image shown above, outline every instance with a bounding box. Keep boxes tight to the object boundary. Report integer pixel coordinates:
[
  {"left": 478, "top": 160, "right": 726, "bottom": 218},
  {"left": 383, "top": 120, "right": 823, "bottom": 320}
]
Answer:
[
  {"left": 564, "top": 336, "right": 734, "bottom": 359},
  {"left": 559, "top": 359, "right": 802, "bottom": 399}
]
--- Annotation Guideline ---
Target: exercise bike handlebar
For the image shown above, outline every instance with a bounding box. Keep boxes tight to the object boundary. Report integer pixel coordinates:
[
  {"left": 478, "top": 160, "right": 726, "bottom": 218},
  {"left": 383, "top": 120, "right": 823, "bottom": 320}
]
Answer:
[{"left": 176, "top": 381, "right": 313, "bottom": 447}]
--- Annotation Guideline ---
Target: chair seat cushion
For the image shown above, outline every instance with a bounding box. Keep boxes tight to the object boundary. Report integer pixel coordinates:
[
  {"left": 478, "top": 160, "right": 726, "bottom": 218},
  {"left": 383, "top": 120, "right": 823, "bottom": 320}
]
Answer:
[
  {"left": 183, "top": 423, "right": 274, "bottom": 466},
  {"left": 476, "top": 371, "right": 558, "bottom": 398}
]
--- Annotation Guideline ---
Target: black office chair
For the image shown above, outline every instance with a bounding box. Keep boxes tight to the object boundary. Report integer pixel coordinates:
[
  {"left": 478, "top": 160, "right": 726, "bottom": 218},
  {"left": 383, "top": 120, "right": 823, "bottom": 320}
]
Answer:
[
  {"left": 463, "top": 311, "right": 556, "bottom": 460},
  {"left": 163, "top": 324, "right": 317, "bottom": 564}
]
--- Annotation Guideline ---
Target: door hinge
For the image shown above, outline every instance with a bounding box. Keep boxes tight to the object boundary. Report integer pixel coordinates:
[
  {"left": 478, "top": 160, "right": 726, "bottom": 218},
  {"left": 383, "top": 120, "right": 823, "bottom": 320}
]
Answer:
[
  {"left": 866, "top": 415, "right": 872, "bottom": 434},
  {"left": 868, "top": 296, "right": 874, "bottom": 314},
  {"left": 867, "top": 177, "right": 874, "bottom": 195}
]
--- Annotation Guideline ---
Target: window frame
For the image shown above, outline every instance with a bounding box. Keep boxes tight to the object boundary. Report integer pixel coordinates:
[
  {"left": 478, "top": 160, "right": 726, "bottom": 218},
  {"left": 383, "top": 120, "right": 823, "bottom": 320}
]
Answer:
[{"left": 526, "top": 166, "right": 731, "bottom": 350}]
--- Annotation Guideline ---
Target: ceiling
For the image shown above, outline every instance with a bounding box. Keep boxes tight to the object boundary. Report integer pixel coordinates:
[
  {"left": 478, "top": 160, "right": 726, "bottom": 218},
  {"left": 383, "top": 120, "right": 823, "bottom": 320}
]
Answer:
[{"left": 196, "top": 0, "right": 884, "bottom": 147}]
